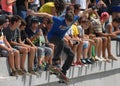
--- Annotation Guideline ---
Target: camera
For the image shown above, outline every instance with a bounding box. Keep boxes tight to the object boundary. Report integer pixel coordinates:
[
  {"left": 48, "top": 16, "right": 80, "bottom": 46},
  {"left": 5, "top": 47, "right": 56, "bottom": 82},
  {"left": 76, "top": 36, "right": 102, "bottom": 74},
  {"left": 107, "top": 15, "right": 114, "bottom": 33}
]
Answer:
[
  {"left": 91, "top": 5, "right": 98, "bottom": 10},
  {"left": 72, "top": 40, "right": 79, "bottom": 45}
]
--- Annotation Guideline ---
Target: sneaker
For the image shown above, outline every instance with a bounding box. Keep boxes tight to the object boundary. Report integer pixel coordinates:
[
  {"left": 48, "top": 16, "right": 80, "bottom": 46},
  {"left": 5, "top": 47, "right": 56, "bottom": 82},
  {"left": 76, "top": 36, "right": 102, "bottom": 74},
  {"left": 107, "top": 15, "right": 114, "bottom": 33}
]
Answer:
[
  {"left": 53, "top": 60, "right": 61, "bottom": 68},
  {"left": 44, "top": 64, "right": 51, "bottom": 71},
  {"left": 85, "top": 58, "right": 92, "bottom": 64},
  {"left": 81, "top": 59, "right": 87, "bottom": 64},
  {"left": 28, "top": 68, "right": 38, "bottom": 75},
  {"left": 11, "top": 71, "right": 18, "bottom": 76},
  {"left": 108, "top": 55, "right": 118, "bottom": 61},
  {"left": 17, "top": 69, "right": 24, "bottom": 75},
  {"left": 94, "top": 56, "right": 103, "bottom": 61},
  {"left": 75, "top": 61, "right": 84, "bottom": 66},
  {"left": 105, "top": 59, "right": 111, "bottom": 63},
  {"left": 89, "top": 58, "right": 95, "bottom": 63},
  {"left": 35, "top": 66, "right": 42, "bottom": 74},
  {"left": 71, "top": 62, "right": 77, "bottom": 66},
  {"left": 22, "top": 69, "right": 27, "bottom": 74},
  {"left": 100, "top": 57, "right": 106, "bottom": 61}
]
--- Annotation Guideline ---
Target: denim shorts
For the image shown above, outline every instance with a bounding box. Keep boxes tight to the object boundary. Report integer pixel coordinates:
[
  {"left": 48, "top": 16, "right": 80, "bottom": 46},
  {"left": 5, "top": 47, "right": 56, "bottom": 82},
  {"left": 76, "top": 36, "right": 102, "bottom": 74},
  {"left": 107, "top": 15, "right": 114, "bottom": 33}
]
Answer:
[
  {"left": 83, "top": 41, "right": 89, "bottom": 49},
  {"left": 0, "top": 48, "right": 16, "bottom": 57},
  {"left": 13, "top": 46, "right": 21, "bottom": 50},
  {"left": 37, "top": 46, "right": 52, "bottom": 58}
]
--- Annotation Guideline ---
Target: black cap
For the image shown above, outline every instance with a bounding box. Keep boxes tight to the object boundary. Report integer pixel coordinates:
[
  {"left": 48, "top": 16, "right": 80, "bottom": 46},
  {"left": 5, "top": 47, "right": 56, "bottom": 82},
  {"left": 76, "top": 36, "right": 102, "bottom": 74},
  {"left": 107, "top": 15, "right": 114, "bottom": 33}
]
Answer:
[
  {"left": 0, "top": 15, "right": 5, "bottom": 25},
  {"left": 31, "top": 17, "right": 39, "bottom": 23}
]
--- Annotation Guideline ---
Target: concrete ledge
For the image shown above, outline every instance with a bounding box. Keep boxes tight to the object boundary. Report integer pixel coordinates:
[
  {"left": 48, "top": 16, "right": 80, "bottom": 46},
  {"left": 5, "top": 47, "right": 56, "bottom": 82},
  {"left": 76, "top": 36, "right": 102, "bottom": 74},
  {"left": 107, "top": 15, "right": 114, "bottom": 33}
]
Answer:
[
  {"left": 0, "top": 41, "right": 120, "bottom": 86},
  {"left": 0, "top": 58, "right": 120, "bottom": 86}
]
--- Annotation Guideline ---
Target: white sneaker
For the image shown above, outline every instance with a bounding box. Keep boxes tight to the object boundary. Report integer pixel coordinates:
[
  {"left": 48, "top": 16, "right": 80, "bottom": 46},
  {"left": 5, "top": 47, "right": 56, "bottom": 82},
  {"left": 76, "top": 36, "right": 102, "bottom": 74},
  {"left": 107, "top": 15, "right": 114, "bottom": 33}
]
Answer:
[
  {"left": 94, "top": 56, "right": 103, "bottom": 61},
  {"left": 100, "top": 57, "right": 106, "bottom": 61}
]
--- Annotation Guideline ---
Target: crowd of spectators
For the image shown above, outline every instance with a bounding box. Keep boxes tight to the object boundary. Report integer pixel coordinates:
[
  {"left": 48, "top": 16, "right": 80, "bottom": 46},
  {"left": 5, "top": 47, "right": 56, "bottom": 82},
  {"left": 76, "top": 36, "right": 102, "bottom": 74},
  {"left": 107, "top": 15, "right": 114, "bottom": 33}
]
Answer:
[{"left": 0, "top": 0, "right": 120, "bottom": 83}]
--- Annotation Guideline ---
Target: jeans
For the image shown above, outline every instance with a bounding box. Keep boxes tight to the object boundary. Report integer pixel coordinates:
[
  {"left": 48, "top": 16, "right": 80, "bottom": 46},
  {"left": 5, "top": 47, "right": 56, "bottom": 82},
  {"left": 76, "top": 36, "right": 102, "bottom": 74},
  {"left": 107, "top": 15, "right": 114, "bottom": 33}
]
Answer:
[
  {"left": 17, "top": 10, "right": 27, "bottom": 20},
  {"left": 49, "top": 37, "right": 74, "bottom": 74}
]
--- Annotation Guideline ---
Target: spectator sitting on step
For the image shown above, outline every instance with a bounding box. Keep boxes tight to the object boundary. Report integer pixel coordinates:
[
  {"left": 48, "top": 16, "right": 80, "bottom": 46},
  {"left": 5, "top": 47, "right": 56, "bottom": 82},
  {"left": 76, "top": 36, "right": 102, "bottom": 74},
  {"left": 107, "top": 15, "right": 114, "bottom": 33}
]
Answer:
[
  {"left": 3, "top": 15, "right": 29, "bottom": 74},
  {"left": 0, "top": 15, "right": 23, "bottom": 76},
  {"left": 18, "top": 19, "right": 38, "bottom": 75},
  {"left": 26, "top": 17, "right": 53, "bottom": 71},
  {"left": 106, "top": 17, "right": 120, "bottom": 39}
]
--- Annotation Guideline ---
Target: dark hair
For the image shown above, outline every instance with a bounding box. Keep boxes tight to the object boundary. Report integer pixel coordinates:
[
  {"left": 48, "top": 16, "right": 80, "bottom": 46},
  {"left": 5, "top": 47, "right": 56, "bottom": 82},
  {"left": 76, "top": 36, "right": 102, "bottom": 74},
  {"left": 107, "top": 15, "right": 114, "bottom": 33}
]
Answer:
[
  {"left": 65, "top": 11, "right": 74, "bottom": 22},
  {"left": 0, "top": 15, "right": 5, "bottom": 25},
  {"left": 20, "top": 19, "right": 27, "bottom": 27},
  {"left": 54, "top": 0, "right": 65, "bottom": 15},
  {"left": 10, "top": 15, "right": 22, "bottom": 25},
  {"left": 74, "top": 4, "right": 81, "bottom": 10},
  {"left": 66, "top": 5, "right": 74, "bottom": 12},
  {"left": 78, "top": 17, "right": 90, "bottom": 24},
  {"left": 47, "top": 18, "right": 53, "bottom": 24},
  {"left": 113, "top": 17, "right": 120, "bottom": 23}
]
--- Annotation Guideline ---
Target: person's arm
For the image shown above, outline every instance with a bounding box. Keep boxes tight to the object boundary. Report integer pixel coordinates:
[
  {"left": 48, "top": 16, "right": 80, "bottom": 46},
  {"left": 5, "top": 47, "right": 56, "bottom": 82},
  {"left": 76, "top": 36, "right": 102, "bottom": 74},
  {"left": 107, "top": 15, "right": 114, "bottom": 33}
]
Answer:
[
  {"left": 86, "top": 0, "right": 91, "bottom": 9},
  {"left": 6, "top": 0, "right": 16, "bottom": 5},
  {"left": 3, "top": 36, "right": 12, "bottom": 49},
  {"left": 97, "top": 32, "right": 109, "bottom": 37},
  {"left": 25, "top": 0, "right": 29, "bottom": 10},
  {"left": 106, "top": 23, "right": 113, "bottom": 34},
  {"left": 28, "top": 10, "right": 53, "bottom": 20},
  {"left": 26, "top": 38, "right": 36, "bottom": 47},
  {"left": 78, "top": 8, "right": 92, "bottom": 17}
]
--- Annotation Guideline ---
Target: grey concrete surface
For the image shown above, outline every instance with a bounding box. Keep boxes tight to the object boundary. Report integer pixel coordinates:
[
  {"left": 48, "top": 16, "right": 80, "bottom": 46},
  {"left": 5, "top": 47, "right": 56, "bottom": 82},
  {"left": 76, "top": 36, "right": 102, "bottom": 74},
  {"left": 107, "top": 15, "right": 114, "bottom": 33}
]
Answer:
[{"left": 0, "top": 41, "right": 120, "bottom": 86}]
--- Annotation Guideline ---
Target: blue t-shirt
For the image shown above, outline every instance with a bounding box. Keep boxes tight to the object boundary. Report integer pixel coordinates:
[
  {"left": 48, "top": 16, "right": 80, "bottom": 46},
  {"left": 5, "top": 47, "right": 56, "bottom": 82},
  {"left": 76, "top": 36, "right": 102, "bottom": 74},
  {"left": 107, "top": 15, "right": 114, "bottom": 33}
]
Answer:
[{"left": 47, "top": 16, "right": 79, "bottom": 41}]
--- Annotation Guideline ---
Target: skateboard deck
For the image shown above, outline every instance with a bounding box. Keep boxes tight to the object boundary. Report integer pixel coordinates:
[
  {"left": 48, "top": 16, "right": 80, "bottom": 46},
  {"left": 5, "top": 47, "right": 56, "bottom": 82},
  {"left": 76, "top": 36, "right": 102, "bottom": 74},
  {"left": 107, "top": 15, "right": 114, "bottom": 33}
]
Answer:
[{"left": 49, "top": 65, "right": 69, "bottom": 84}]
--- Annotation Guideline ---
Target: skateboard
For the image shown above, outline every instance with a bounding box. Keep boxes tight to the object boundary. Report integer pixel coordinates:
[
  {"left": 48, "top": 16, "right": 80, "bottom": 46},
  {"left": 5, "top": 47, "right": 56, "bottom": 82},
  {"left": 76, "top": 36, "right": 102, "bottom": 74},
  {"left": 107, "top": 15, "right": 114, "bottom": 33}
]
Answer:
[{"left": 49, "top": 65, "right": 69, "bottom": 84}]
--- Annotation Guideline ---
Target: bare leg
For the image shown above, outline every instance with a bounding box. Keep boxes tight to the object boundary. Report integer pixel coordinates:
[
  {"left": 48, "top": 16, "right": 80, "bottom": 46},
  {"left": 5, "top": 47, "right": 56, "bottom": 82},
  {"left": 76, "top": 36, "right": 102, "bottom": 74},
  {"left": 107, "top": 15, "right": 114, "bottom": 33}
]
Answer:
[
  {"left": 28, "top": 47, "right": 35, "bottom": 69},
  {"left": 19, "top": 47, "right": 28, "bottom": 70},
  {"left": 102, "top": 37, "right": 107, "bottom": 58},
  {"left": 8, "top": 52, "right": 16, "bottom": 71},
  {"left": 77, "top": 41, "right": 83, "bottom": 61}
]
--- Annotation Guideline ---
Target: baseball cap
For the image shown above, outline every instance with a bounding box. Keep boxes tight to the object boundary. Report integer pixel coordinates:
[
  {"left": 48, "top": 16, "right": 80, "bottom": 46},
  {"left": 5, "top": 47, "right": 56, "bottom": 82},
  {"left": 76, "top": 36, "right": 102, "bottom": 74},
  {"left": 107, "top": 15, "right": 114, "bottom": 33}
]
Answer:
[
  {"left": 101, "top": 12, "right": 110, "bottom": 19},
  {"left": 31, "top": 17, "right": 39, "bottom": 23}
]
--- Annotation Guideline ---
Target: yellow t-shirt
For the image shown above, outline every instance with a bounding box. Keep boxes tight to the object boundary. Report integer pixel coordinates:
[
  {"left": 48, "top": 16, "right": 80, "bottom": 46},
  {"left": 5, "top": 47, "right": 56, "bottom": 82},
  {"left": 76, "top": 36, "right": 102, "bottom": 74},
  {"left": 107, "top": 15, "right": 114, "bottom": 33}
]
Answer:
[
  {"left": 38, "top": 2, "right": 54, "bottom": 14},
  {"left": 72, "top": 24, "right": 79, "bottom": 37}
]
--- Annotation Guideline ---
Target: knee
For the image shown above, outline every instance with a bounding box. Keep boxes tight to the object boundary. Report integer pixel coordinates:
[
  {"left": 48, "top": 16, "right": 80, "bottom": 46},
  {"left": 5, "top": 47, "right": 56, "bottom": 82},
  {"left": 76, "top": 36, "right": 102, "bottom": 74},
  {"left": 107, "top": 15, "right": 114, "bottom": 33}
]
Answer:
[
  {"left": 22, "top": 48, "right": 28, "bottom": 53},
  {"left": 30, "top": 47, "right": 35, "bottom": 53},
  {"left": 103, "top": 37, "right": 108, "bottom": 43},
  {"left": 68, "top": 49, "right": 74, "bottom": 58},
  {"left": 45, "top": 48, "right": 53, "bottom": 57},
  {"left": 14, "top": 49, "right": 20, "bottom": 55},
  {"left": 49, "top": 44, "right": 55, "bottom": 50}
]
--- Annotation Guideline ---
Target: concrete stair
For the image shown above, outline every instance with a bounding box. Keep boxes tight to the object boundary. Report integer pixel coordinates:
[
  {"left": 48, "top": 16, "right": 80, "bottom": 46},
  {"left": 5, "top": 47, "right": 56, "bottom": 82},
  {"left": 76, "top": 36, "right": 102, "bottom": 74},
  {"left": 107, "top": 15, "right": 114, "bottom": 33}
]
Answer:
[{"left": 0, "top": 41, "right": 120, "bottom": 86}]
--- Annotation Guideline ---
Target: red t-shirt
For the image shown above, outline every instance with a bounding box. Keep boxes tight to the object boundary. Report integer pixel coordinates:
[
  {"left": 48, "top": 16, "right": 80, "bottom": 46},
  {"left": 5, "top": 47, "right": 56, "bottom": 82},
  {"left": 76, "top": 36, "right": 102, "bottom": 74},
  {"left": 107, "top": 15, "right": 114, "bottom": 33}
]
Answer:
[{"left": 1, "top": 0, "right": 13, "bottom": 13}]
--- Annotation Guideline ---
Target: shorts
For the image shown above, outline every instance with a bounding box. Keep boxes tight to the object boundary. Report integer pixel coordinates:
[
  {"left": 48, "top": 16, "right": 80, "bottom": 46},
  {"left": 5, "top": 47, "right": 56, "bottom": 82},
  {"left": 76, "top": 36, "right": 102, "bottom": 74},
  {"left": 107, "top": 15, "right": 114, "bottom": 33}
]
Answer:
[
  {"left": 13, "top": 46, "right": 21, "bottom": 50},
  {"left": 83, "top": 41, "right": 89, "bottom": 49},
  {"left": 0, "top": 48, "right": 16, "bottom": 57},
  {"left": 37, "top": 46, "right": 52, "bottom": 58}
]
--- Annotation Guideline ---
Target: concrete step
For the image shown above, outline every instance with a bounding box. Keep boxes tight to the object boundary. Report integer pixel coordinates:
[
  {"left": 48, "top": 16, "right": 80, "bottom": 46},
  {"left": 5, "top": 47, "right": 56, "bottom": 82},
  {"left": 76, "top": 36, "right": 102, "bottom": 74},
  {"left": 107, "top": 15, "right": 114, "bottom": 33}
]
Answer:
[
  {"left": 0, "top": 57, "right": 10, "bottom": 76},
  {"left": 0, "top": 41, "right": 120, "bottom": 86},
  {"left": 0, "top": 58, "right": 120, "bottom": 86}
]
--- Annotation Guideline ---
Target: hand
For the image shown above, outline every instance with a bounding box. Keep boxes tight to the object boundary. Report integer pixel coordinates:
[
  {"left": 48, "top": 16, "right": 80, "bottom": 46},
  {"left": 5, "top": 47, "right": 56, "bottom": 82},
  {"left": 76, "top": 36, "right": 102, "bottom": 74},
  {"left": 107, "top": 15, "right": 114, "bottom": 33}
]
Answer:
[
  {"left": 37, "top": 31, "right": 42, "bottom": 36},
  {"left": 7, "top": 48, "right": 13, "bottom": 54},
  {"left": 69, "top": 40, "right": 73, "bottom": 46},
  {"left": 109, "top": 34, "right": 117, "bottom": 38},
  {"left": 27, "top": 9, "right": 35, "bottom": 16},
  {"left": 34, "top": 46, "right": 38, "bottom": 52}
]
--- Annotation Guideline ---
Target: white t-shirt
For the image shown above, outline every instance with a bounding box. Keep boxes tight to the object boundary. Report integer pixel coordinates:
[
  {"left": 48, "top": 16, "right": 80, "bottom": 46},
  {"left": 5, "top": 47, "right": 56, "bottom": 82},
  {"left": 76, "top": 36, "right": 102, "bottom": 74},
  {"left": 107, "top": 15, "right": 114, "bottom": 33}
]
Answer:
[
  {"left": 64, "top": 0, "right": 71, "bottom": 3},
  {"left": 65, "top": 27, "right": 73, "bottom": 36},
  {"left": 0, "top": 32, "right": 5, "bottom": 46},
  {"left": 77, "top": 25, "right": 84, "bottom": 36},
  {"left": 75, "top": 0, "right": 87, "bottom": 9},
  {"left": 33, "top": 0, "right": 40, "bottom": 7}
]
